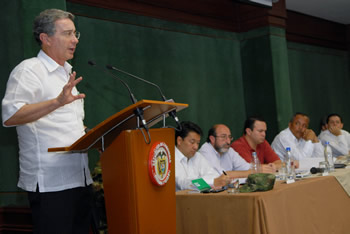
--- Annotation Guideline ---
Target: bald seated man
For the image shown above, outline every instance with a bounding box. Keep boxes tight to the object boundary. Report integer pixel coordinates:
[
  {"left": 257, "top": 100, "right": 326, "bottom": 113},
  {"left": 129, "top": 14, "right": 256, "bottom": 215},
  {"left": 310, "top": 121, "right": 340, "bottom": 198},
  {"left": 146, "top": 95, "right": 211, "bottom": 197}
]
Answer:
[
  {"left": 199, "top": 124, "right": 276, "bottom": 178},
  {"left": 271, "top": 112, "right": 324, "bottom": 161}
]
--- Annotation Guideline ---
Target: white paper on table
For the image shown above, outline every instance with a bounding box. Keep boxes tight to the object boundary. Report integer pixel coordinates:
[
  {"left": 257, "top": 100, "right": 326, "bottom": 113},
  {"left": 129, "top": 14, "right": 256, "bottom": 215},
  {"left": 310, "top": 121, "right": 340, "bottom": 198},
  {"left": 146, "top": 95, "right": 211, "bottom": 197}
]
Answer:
[{"left": 297, "top": 157, "right": 325, "bottom": 172}]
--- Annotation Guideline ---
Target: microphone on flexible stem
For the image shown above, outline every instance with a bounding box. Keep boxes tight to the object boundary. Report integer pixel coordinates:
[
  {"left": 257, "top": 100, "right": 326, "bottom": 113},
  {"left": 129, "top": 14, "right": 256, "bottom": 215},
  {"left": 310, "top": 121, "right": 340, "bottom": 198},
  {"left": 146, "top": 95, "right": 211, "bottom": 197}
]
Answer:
[
  {"left": 88, "top": 61, "right": 150, "bottom": 143},
  {"left": 88, "top": 60, "right": 137, "bottom": 104},
  {"left": 106, "top": 64, "right": 182, "bottom": 131},
  {"left": 310, "top": 167, "right": 325, "bottom": 174}
]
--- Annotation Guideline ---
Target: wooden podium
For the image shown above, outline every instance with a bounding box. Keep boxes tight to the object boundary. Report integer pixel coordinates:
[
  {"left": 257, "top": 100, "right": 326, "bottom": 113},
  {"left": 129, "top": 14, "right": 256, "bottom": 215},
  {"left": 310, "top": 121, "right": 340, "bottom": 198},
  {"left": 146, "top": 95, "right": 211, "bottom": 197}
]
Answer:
[{"left": 48, "top": 100, "right": 188, "bottom": 234}]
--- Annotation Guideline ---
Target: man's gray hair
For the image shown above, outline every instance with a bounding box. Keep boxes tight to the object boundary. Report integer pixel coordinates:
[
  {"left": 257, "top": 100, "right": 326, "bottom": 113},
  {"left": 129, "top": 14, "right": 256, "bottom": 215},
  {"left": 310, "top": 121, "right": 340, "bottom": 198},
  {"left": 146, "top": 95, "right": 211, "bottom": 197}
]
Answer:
[{"left": 33, "top": 9, "right": 75, "bottom": 46}]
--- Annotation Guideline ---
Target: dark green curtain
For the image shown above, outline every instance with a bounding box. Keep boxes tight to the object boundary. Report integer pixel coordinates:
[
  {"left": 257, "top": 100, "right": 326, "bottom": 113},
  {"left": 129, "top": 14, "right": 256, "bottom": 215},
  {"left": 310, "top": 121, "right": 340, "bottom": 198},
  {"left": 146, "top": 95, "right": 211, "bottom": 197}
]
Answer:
[
  {"left": 69, "top": 3, "right": 247, "bottom": 140},
  {"left": 240, "top": 27, "right": 293, "bottom": 141},
  {"left": 288, "top": 42, "right": 350, "bottom": 133}
]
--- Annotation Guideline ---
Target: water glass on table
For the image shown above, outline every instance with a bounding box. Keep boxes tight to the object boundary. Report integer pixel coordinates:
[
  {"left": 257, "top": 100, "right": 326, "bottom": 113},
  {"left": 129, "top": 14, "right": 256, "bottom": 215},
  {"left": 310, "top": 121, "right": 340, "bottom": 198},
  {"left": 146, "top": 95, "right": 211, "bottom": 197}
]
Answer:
[
  {"left": 227, "top": 179, "right": 240, "bottom": 194},
  {"left": 319, "top": 161, "right": 330, "bottom": 176}
]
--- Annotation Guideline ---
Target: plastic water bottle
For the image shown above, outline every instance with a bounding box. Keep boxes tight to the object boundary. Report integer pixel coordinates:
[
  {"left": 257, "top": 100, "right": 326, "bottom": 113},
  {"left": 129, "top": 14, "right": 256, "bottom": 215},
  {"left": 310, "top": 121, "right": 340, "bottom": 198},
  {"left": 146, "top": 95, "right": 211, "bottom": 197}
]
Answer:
[
  {"left": 285, "top": 147, "right": 295, "bottom": 183},
  {"left": 251, "top": 152, "right": 261, "bottom": 173},
  {"left": 324, "top": 141, "right": 334, "bottom": 172}
]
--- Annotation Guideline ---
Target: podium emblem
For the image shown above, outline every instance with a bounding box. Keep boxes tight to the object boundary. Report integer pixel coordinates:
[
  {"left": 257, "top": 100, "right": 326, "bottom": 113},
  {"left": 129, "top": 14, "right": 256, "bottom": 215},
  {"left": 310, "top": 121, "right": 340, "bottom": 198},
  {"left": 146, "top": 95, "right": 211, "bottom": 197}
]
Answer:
[{"left": 148, "top": 142, "right": 171, "bottom": 186}]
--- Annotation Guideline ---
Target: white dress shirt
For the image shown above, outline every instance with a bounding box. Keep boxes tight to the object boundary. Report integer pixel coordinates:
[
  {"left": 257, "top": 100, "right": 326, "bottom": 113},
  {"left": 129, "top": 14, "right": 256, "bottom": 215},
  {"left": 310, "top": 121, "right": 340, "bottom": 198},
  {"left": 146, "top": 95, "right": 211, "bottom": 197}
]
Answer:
[
  {"left": 198, "top": 142, "right": 250, "bottom": 174},
  {"left": 175, "top": 147, "right": 219, "bottom": 191},
  {"left": 2, "top": 50, "right": 92, "bottom": 192},
  {"left": 271, "top": 128, "right": 324, "bottom": 161},
  {"left": 318, "top": 129, "right": 350, "bottom": 157}
]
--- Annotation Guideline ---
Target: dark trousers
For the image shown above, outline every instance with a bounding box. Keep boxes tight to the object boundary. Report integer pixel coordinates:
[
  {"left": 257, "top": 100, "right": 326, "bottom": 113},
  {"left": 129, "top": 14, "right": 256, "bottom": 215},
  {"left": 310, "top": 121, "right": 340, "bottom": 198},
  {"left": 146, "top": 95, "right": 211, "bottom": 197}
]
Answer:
[{"left": 27, "top": 185, "right": 93, "bottom": 234}]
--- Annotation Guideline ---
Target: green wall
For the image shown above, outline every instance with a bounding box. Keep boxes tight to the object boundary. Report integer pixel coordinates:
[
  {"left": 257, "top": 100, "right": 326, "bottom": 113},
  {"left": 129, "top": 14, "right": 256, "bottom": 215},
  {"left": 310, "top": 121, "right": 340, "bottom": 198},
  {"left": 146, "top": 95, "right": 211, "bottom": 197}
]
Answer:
[
  {"left": 0, "top": 0, "right": 349, "bottom": 207},
  {"left": 287, "top": 42, "right": 350, "bottom": 133}
]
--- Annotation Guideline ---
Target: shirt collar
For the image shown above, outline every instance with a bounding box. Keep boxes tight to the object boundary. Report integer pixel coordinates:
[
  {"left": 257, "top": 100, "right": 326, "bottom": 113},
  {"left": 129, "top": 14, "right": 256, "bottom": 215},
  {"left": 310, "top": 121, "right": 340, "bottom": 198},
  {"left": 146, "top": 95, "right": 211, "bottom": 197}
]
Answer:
[
  {"left": 205, "top": 142, "right": 221, "bottom": 158},
  {"left": 37, "top": 50, "right": 72, "bottom": 75},
  {"left": 287, "top": 127, "right": 301, "bottom": 142},
  {"left": 175, "top": 147, "right": 187, "bottom": 161}
]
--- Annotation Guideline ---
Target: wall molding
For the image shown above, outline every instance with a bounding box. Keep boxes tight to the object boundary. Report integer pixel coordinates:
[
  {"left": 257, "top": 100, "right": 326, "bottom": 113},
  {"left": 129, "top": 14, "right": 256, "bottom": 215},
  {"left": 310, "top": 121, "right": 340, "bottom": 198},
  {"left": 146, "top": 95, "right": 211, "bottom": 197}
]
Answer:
[
  {"left": 0, "top": 207, "right": 32, "bottom": 233},
  {"left": 67, "top": 0, "right": 348, "bottom": 50}
]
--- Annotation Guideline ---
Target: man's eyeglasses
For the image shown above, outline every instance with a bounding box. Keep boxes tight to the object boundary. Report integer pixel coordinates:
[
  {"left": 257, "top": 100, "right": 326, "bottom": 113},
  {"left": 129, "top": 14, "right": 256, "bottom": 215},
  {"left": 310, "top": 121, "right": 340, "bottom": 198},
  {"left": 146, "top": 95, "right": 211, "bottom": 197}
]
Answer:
[
  {"left": 61, "top": 30, "right": 80, "bottom": 39},
  {"left": 214, "top": 135, "right": 233, "bottom": 141}
]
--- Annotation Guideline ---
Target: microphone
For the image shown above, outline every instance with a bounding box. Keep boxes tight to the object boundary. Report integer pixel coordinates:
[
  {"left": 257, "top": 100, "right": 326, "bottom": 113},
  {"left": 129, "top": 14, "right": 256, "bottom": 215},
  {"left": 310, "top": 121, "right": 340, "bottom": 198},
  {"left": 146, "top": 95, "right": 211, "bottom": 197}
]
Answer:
[
  {"left": 310, "top": 167, "right": 325, "bottom": 174},
  {"left": 88, "top": 60, "right": 137, "bottom": 104},
  {"left": 88, "top": 61, "right": 149, "bottom": 136},
  {"left": 106, "top": 64, "right": 181, "bottom": 130}
]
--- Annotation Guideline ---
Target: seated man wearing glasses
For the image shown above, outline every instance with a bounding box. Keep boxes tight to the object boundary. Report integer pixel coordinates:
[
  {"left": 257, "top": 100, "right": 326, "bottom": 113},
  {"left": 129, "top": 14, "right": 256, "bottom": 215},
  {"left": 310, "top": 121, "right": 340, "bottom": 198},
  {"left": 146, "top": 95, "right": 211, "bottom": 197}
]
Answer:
[{"left": 199, "top": 124, "right": 276, "bottom": 177}]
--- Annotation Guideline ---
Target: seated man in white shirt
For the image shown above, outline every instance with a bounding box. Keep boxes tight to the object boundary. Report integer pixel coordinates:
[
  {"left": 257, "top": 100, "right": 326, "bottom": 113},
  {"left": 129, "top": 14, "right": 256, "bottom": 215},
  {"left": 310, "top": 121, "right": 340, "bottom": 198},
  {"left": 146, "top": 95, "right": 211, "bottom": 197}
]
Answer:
[
  {"left": 199, "top": 124, "right": 276, "bottom": 178},
  {"left": 271, "top": 112, "right": 324, "bottom": 161},
  {"left": 318, "top": 113, "right": 350, "bottom": 157},
  {"left": 175, "top": 121, "right": 231, "bottom": 191}
]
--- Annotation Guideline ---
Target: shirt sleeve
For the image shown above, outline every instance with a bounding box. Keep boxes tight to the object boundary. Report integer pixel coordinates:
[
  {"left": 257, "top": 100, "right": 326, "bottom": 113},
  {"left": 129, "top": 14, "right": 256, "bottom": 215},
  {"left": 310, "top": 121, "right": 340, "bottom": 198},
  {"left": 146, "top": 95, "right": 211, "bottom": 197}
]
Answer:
[
  {"left": 319, "top": 130, "right": 349, "bottom": 156},
  {"left": 312, "top": 142, "right": 325, "bottom": 158},
  {"left": 198, "top": 155, "right": 221, "bottom": 186},
  {"left": 231, "top": 139, "right": 251, "bottom": 163},
  {"left": 230, "top": 148, "right": 251, "bottom": 171},
  {"left": 262, "top": 141, "right": 281, "bottom": 163},
  {"left": 175, "top": 153, "right": 219, "bottom": 191},
  {"left": 272, "top": 133, "right": 317, "bottom": 161},
  {"left": 330, "top": 135, "right": 349, "bottom": 156},
  {"left": 2, "top": 65, "right": 43, "bottom": 126}
]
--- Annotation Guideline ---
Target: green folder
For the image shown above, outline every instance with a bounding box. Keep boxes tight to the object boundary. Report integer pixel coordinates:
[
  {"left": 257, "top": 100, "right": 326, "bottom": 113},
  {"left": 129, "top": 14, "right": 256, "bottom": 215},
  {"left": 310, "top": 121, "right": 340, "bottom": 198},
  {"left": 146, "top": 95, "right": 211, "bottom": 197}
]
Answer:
[{"left": 191, "top": 178, "right": 211, "bottom": 192}]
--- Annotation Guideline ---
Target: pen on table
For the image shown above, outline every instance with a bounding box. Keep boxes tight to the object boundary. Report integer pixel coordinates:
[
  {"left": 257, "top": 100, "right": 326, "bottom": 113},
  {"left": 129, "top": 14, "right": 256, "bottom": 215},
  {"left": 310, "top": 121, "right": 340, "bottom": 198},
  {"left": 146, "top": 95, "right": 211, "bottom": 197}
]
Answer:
[{"left": 222, "top": 170, "right": 227, "bottom": 176}]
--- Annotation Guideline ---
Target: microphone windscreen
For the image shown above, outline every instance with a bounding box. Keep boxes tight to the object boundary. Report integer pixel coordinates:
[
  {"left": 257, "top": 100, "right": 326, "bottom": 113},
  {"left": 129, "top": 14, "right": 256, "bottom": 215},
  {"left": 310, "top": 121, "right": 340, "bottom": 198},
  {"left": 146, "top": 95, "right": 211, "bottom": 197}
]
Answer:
[
  {"left": 310, "top": 167, "right": 324, "bottom": 174},
  {"left": 310, "top": 167, "right": 318, "bottom": 174}
]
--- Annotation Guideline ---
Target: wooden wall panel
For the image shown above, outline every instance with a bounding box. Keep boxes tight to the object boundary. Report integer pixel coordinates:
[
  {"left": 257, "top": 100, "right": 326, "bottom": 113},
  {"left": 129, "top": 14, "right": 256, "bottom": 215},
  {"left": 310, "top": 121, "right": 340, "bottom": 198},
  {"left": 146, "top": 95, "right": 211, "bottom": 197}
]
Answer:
[
  {"left": 286, "top": 11, "right": 347, "bottom": 50},
  {"left": 67, "top": 0, "right": 240, "bottom": 31},
  {"left": 67, "top": 0, "right": 349, "bottom": 50},
  {"left": 0, "top": 207, "right": 32, "bottom": 233},
  {"left": 67, "top": 0, "right": 286, "bottom": 32}
]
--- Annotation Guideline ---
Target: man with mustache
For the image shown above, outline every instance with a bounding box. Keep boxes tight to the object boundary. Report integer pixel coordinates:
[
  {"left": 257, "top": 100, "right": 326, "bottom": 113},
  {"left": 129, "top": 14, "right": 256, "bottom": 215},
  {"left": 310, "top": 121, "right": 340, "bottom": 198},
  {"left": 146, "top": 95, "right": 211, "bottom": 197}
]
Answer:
[
  {"left": 199, "top": 124, "right": 276, "bottom": 178},
  {"left": 271, "top": 112, "right": 324, "bottom": 161}
]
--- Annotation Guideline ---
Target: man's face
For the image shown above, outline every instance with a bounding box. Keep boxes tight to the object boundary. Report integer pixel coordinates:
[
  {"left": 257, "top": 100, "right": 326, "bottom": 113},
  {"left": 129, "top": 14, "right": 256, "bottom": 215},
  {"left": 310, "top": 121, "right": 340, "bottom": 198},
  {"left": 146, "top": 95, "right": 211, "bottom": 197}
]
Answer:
[
  {"left": 328, "top": 116, "right": 343, "bottom": 130},
  {"left": 248, "top": 121, "right": 266, "bottom": 145},
  {"left": 289, "top": 114, "right": 309, "bottom": 139},
  {"left": 211, "top": 125, "right": 232, "bottom": 154},
  {"left": 177, "top": 131, "right": 201, "bottom": 159},
  {"left": 44, "top": 18, "right": 79, "bottom": 65}
]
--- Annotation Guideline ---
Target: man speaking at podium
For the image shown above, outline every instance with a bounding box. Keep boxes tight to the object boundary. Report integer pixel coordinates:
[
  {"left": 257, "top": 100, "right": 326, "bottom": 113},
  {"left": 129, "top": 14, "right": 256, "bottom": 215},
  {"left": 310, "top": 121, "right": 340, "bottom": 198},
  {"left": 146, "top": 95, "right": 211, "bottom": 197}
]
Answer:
[{"left": 1, "top": 9, "right": 93, "bottom": 234}]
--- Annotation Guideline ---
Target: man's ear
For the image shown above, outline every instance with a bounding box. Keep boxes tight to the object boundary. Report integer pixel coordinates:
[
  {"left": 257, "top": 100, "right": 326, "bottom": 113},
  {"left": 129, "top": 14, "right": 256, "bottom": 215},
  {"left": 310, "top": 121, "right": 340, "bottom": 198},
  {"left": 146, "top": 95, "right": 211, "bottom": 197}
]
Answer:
[
  {"left": 176, "top": 136, "right": 183, "bottom": 146},
  {"left": 209, "top": 135, "right": 215, "bottom": 144},
  {"left": 39, "top": 33, "right": 50, "bottom": 46},
  {"left": 246, "top": 128, "right": 252, "bottom": 136}
]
